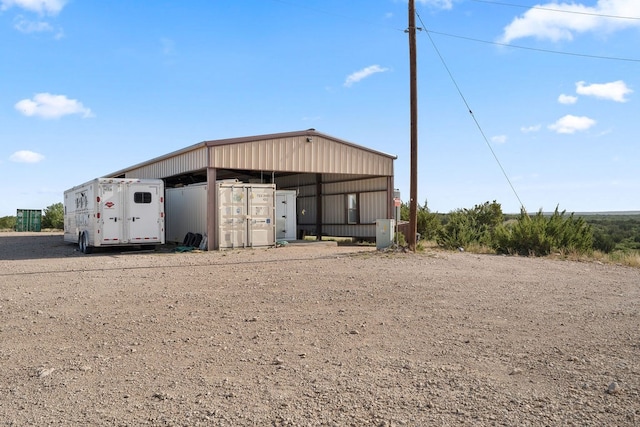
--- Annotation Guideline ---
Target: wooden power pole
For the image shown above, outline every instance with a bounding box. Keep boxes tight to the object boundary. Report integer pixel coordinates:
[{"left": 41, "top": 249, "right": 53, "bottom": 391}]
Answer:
[{"left": 408, "top": 0, "right": 419, "bottom": 251}]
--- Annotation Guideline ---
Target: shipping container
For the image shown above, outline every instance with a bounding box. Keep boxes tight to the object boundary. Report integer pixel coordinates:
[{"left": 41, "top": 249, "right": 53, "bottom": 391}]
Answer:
[
  {"left": 15, "top": 209, "right": 42, "bottom": 232},
  {"left": 165, "top": 183, "right": 207, "bottom": 244},
  {"left": 217, "top": 182, "right": 276, "bottom": 249}
]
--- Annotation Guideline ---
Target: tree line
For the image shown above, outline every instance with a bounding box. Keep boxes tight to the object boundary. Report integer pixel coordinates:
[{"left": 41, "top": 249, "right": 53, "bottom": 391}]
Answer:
[
  {"left": 401, "top": 200, "right": 640, "bottom": 256},
  {"left": 0, "top": 203, "right": 64, "bottom": 230}
]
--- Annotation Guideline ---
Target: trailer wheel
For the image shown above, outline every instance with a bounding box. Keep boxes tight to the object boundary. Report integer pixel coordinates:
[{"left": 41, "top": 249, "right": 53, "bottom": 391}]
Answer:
[
  {"left": 80, "top": 232, "right": 93, "bottom": 254},
  {"left": 193, "top": 233, "right": 203, "bottom": 248},
  {"left": 183, "top": 232, "right": 195, "bottom": 246}
]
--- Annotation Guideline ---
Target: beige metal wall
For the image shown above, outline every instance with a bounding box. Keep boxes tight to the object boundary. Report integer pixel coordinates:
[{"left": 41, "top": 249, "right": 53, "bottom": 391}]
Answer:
[
  {"left": 122, "top": 147, "right": 208, "bottom": 179},
  {"left": 114, "top": 134, "right": 393, "bottom": 181},
  {"left": 209, "top": 136, "right": 393, "bottom": 176}
]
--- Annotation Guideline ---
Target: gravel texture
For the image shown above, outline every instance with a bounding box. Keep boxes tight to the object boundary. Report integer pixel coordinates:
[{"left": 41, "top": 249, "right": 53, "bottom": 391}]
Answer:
[{"left": 0, "top": 232, "right": 639, "bottom": 426}]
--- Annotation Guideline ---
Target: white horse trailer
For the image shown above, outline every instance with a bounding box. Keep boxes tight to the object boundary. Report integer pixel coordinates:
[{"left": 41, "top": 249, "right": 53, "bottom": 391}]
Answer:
[{"left": 64, "top": 178, "right": 165, "bottom": 253}]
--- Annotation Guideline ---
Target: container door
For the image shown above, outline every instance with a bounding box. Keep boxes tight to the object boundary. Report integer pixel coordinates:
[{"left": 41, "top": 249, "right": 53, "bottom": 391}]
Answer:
[
  {"left": 126, "top": 181, "right": 163, "bottom": 244},
  {"left": 217, "top": 184, "right": 246, "bottom": 248},
  {"left": 101, "top": 182, "right": 125, "bottom": 244},
  {"left": 247, "top": 185, "right": 275, "bottom": 247}
]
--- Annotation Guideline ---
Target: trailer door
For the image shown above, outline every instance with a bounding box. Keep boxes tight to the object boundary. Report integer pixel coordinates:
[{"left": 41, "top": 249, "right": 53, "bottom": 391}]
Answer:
[
  {"left": 126, "top": 181, "right": 163, "bottom": 244},
  {"left": 101, "top": 182, "right": 125, "bottom": 245}
]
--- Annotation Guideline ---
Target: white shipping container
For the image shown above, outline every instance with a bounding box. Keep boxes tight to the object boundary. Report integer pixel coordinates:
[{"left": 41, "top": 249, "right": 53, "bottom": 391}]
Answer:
[
  {"left": 217, "top": 182, "right": 276, "bottom": 249},
  {"left": 165, "top": 183, "right": 208, "bottom": 244}
]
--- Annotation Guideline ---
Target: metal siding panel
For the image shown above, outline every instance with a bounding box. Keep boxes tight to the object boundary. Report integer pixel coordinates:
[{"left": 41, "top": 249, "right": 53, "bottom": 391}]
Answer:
[
  {"left": 210, "top": 136, "right": 393, "bottom": 176},
  {"left": 322, "top": 224, "right": 376, "bottom": 238},
  {"left": 322, "top": 194, "right": 344, "bottom": 224},
  {"left": 323, "top": 177, "right": 387, "bottom": 195},
  {"left": 297, "top": 197, "right": 316, "bottom": 225},
  {"left": 360, "top": 191, "right": 387, "bottom": 224},
  {"left": 125, "top": 148, "right": 207, "bottom": 179}
]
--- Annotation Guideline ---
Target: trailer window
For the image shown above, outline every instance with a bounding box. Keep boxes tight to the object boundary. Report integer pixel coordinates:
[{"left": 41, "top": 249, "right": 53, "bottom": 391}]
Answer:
[{"left": 134, "top": 192, "right": 152, "bottom": 204}]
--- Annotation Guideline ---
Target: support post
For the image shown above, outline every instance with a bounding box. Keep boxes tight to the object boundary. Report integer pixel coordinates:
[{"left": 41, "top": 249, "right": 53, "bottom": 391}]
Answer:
[{"left": 407, "top": 0, "right": 419, "bottom": 251}]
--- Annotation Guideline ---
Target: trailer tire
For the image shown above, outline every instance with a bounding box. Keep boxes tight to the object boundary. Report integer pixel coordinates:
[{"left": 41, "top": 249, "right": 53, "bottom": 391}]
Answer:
[
  {"left": 183, "top": 232, "right": 195, "bottom": 246},
  {"left": 193, "top": 233, "right": 203, "bottom": 248}
]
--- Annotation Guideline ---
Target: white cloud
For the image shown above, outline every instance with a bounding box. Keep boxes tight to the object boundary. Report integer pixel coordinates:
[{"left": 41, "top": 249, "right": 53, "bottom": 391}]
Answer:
[
  {"left": 0, "top": 0, "right": 67, "bottom": 15},
  {"left": 499, "top": 0, "right": 640, "bottom": 43},
  {"left": 521, "top": 124, "right": 541, "bottom": 133},
  {"left": 14, "top": 16, "right": 50, "bottom": 32},
  {"left": 13, "top": 15, "right": 62, "bottom": 37},
  {"left": 10, "top": 150, "right": 45, "bottom": 163},
  {"left": 15, "top": 93, "right": 94, "bottom": 119},
  {"left": 548, "top": 114, "right": 596, "bottom": 134},
  {"left": 491, "top": 135, "right": 507, "bottom": 144},
  {"left": 344, "top": 65, "right": 389, "bottom": 87},
  {"left": 558, "top": 94, "right": 578, "bottom": 104},
  {"left": 416, "top": 0, "right": 453, "bottom": 10},
  {"left": 576, "top": 80, "right": 633, "bottom": 102}
]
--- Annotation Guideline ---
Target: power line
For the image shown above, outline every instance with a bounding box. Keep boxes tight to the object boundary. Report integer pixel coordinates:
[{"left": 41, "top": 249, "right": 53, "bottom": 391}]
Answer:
[
  {"left": 469, "top": 0, "right": 640, "bottom": 21},
  {"left": 426, "top": 29, "right": 640, "bottom": 63},
  {"left": 416, "top": 11, "right": 527, "bottom": 211}
]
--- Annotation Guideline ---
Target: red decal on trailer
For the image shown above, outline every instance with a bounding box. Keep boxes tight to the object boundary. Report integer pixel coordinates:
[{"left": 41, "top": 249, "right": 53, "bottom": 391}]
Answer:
[{"left": 105, "top": 201, "right": 115, "bottom": 208}]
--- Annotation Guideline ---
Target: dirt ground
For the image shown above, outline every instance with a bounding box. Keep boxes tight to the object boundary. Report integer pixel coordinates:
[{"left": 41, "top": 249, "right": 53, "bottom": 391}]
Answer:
[{"left": 0, "top": 232, "right": 638, "bottom": 426}]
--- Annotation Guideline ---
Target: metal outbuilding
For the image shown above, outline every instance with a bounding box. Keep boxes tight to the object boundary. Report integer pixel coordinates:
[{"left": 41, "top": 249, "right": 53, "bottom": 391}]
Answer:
[{"left": 107, "top": 129, "right": 397, "bottom": 250}]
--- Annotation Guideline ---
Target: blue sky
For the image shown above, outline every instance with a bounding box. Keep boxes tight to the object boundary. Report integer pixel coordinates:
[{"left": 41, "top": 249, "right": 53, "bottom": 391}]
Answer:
[{"left": 1, "top": 0, "right": 639, "bottom": 217}]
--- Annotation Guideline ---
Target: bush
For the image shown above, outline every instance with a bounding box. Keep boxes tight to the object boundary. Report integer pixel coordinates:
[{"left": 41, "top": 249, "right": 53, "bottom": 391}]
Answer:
[
  {"left": 0, "top": 216, "right": 16, "bottom": 230},
  {"left": 400, "top": 199, "right": 443, "bottom": 241},
  {"left": 42, "top": 202, "right": 64, "bottom": 230},
  {"left": 436, "top": 201, "right": 503, "bottom": 250},
  {"left": 494, "top": 207, "right": 593, "bottom": 256},
  {"left": 593, "top": 229, "right": 616, "bottom": 253}
]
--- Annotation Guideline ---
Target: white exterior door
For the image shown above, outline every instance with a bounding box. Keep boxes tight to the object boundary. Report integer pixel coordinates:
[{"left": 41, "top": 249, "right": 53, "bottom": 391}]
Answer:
[
  {"left": 276, "top": 190, "right": 297, "bottom": 241},
  {"left": 100, "top": 182, "right": 125, "bottom": 244},
  {"left": 126, "top": 181, "right": 163, "bottom": 244}
]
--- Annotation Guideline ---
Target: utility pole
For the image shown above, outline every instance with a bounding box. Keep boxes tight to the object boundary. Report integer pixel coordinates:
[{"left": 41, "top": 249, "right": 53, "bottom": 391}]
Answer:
[{"left": 407, "top": 0, "right": 419, "bottom": 251}]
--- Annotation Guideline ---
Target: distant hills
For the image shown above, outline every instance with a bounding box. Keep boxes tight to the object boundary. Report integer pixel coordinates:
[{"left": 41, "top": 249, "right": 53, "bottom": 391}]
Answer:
[{"left": 574, "top": 211, "right": 640, "bottom": 216}]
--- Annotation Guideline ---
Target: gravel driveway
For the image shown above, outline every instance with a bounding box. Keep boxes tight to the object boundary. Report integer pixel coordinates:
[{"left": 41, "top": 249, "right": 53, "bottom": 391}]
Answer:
[{"left": 0, "top": 232, "right": 638, "bottom": 426}]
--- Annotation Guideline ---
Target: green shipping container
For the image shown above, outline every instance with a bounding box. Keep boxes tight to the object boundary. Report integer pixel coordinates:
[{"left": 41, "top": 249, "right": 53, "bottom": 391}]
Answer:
[{"left": 16, "top": 209, "right": 42, "bottom": 232}]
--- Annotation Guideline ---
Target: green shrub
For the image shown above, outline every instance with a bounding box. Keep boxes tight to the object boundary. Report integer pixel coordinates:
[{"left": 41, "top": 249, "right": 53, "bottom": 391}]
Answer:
[
  {"left": 436, "top": 201, "right": 503, "bottom": 250},
  {"left": 0, "top": 216, "right": 16, "bottom": 230},
  {"left": 394, "top": 231, "right": 407, "bottom": 246},
  {"left": 400, "top": 199, "right": 443, "bottom": 241},
  {"left": 494, "top": 207, "right": 593, "bottom": 256},
  {"left": 42, "top": 202, "right": 64, "bottom": 230},
  {"left": 592, "top": 229, "right": 616, "bottom": 253}
]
